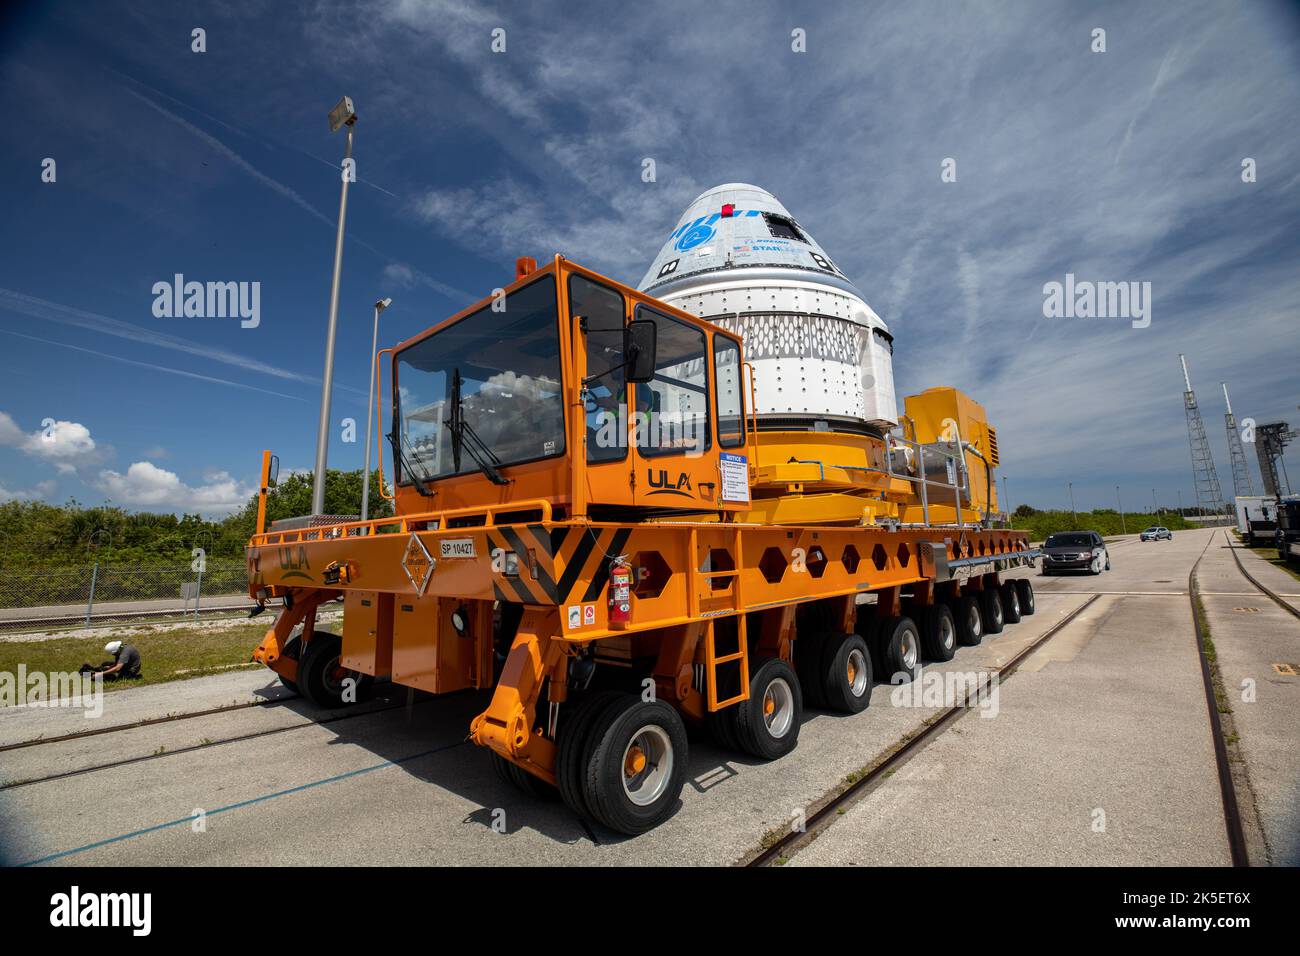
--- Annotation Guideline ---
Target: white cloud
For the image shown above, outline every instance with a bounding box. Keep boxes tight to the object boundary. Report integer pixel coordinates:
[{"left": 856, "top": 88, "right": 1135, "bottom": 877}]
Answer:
[
  {"left": 0, "top": 411, "right": 22, "bottom": 446},
  {"left": 0, "top": 479, "right": 56, "bottom": 503},
  {"left": 96, "top": 462, "right": 253, "bottom": 517},
  {"left": 0, "top": 411, "right": 103, "bottom": 469}
]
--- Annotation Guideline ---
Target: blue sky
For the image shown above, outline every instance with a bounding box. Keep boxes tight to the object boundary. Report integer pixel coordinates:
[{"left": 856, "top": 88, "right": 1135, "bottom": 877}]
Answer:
[{"left": 0, "top": 0, "right": 1297, "bottom": 517}]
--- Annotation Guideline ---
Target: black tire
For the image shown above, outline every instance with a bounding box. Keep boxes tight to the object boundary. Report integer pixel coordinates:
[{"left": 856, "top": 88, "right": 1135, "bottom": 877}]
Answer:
[
  {"left": 920, "top": 603, "right": 957, "bottom": 662},
  {"left": 1041, "top": 566, "right": 1053, "bottom": 576},
  {"left": 979, "top": 587, "right": 1005, "bottom": 635},
  {"left": 1000, "top": 581, "right": 1022, "bottom": 624},
  {"left": 950, "top": 595, "right": 984, "bottom": 646},
  {"left": 820, "top": 632, "right": 873, "bottom": 713},
  {"left": 876, "top": 616, "right": 922, "bottom": 683},
  {"left": 556, "top": 690, "right": 626, "bottom": 818},
  {"left": 793, "top": 633, "right": 828, "bottom": 709},
  {"left": 1015, "top": 578, "right": 1036, "bottom": 615},
  {"left": 490, "top": 751, "right": 561, "bottom": 801},
  {"left": 856, "top": 614, "right": 887, "bottom": 677},
  {"left": 734, "top": 658, "right": 803, "bottom": 759},
  {"left": 581, "top": 695, "right": 689, "bottom": 835},
  {"left": 297, "top": 632, "right": 372, "bottom": 708},
  {"left": 277, "top": 635, "right": 301, "bottom": 694},
  {"left": 707, "top": 652, "right": 746, "bottom": 749}
]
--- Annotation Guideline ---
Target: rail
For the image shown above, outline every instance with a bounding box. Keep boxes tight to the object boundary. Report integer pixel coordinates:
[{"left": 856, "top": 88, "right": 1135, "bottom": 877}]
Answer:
[{"left": 250, "top": 498, "right": 556, "bottom": 547}]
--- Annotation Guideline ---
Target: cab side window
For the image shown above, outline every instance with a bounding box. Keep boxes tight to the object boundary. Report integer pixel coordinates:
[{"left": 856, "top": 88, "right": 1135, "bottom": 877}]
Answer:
[
  {"left": 634, "top": 305, "right": 710, "bottom": 457},
  {"left": 714, "top": 336, "right": 744, "bottom": 448},
  {"left": 571, "top": 274, "right": 627, "bottom": 463}
]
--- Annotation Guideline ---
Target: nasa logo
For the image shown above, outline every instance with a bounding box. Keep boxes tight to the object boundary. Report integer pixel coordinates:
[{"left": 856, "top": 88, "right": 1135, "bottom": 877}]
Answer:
[{"left": 674, "top": 222, "right": 715, "bottom": 252}]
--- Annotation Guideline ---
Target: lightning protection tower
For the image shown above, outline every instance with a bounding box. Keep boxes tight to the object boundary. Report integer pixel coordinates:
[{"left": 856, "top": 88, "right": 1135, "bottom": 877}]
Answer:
[
  {"left": 1221, "top": 383, "right": 1254, "bottom": 498},
  {"left": 1180, "top": 355, "right": 1225, "bottom": 517}
]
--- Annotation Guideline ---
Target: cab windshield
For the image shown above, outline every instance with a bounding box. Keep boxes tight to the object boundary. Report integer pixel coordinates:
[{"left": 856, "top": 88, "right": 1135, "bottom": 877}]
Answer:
[
  {"left": 1045, "top": 533, "right": 1093, "bottom": 548},
  {"left": 394, "top": 275, "right": 564, "bottom": 482}
]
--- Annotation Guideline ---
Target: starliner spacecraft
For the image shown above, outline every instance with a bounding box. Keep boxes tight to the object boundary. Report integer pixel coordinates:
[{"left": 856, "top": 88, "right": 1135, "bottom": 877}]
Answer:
[{"left": 638, "top": 183, "right": 897, "bottom": 435}]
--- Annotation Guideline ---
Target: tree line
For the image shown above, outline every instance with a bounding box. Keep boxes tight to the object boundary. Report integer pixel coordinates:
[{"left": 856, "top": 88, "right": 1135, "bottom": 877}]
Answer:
[{"left": 0, "top": 469, "right": 393, "bottom": 567}]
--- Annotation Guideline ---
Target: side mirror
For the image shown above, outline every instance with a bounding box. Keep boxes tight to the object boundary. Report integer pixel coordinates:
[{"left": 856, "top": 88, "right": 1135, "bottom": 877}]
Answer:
[
  {"left": 268, "top": 455, "right": 280, "bottom": 488},
  {"left": 624, "top": 320, "right": 657, "bottom": 384}
]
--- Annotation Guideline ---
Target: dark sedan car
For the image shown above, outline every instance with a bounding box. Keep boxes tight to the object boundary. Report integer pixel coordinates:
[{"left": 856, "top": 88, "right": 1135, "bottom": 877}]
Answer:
[{"left": 1041, "top": 531, "right": 1110, "bottom": 575}]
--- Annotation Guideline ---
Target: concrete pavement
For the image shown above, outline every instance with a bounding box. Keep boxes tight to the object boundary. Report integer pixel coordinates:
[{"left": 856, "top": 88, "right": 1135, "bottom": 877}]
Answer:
[{"left": 2, "top": 527, "right": 1290, "bottom": 866}]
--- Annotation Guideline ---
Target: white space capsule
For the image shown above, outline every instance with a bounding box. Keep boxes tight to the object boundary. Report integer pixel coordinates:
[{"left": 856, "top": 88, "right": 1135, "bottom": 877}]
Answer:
[{"left": 638, "top": 183, "right": 897, "bottom": 434}]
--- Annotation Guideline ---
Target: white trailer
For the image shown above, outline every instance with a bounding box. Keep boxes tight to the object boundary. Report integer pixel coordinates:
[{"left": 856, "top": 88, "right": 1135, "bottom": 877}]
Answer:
[{"left": 1234, "top": 496, "right": 1277, "bottom": 547}]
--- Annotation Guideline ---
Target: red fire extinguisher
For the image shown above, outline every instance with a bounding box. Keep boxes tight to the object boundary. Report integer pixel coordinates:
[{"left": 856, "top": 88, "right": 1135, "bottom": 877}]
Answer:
[{"left": 608, "top": 555, "right": 632, "bottom": 628}]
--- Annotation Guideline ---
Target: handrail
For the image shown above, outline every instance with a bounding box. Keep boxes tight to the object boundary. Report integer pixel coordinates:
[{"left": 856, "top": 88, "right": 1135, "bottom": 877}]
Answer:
[
  {"left": 743, "top": 360, "right": 760, "bottom": 471},
  {"left": 249, "top": 498, "right": 555, "bottom": 547},
  {"left": 375, "top": 347, "right": 395, "bottom": 503}
]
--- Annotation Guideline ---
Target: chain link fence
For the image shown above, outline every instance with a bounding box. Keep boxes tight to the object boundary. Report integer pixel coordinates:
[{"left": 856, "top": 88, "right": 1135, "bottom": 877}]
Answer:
[{"left": 0, "top": 561, "right": 251, "bottom": 630}]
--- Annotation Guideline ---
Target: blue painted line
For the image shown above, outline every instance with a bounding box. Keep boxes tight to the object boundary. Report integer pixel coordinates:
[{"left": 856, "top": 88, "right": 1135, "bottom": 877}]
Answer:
[{"left": 20, "top": 742, "right": 461, "bottom": 866}]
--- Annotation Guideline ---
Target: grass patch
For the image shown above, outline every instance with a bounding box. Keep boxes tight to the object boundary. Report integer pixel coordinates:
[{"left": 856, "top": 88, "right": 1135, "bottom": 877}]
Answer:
[
  {"left": 0, "top": 621, "right": 271, "bottom": 703},
  {"left": 1012, "top": 508, "right": 1198, "bottom": 542},
  {"left": 1242, "top": 542, "right": 1300, "bottom": 585}
]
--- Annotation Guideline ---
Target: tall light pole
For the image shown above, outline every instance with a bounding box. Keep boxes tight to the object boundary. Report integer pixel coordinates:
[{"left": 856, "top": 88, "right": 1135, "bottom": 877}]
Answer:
[
  {"left": 1177, "top": 488, "right": 1183, "bottom": 517},
  {"left": 361, "top": 297, "right": 392, "bottom": 522},
  {"left": 1068, "top": 481, "right": 1077, "bottom": 527},
  {"left": 1116, "top": 485, "right": 1125, "bottom": 535},
  {"left": 1002, "top": 475, "right": 1011, "bottom": 528},
  {"left": 312, "top": 96, "right": 358, "bottom": 517},
  {"left": 1152, "top": 487, "right": 1158, "bottom": 514}
]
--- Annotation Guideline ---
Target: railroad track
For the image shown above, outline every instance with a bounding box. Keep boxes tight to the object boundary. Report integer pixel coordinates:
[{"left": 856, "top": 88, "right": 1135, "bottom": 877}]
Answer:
[
  {"left": 0, "top": 602, "right": 256, "bottom": 632},
  {"left": 747, "top": 591, "right": 1101, "bottom": 866},
  {"left": 1187, "top": 532, "right": 1249, "bottom": 866},
  {"left": 1222, "top": 529, "right": 1300, "bottom": 620},
  {"left": 0, "top": 691, "right": 423, "bottom": 791}
]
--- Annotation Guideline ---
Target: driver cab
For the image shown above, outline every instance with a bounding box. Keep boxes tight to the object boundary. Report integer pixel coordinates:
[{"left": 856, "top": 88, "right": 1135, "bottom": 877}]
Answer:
[
  {"left": 566, "top": 260, "right": 749, "bottom": 518},
  {"left": 386, "top": 257, "right": 750, "bottom": 520}
]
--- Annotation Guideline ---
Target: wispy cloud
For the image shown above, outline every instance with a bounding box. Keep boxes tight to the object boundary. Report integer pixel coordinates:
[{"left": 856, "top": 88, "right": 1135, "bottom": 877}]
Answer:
[
  {"left": 0, "top": 328, "right": 309, "bottom": 402},
  {"left": 122, "top": 86, "right": 336, "bottom": 228},
  {"left": 0, "top": 287, "right": 364, "bottom": 395}
]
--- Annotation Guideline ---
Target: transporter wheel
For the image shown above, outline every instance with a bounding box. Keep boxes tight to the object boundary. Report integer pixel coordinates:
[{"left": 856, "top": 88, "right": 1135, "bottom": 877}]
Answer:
[
  {"left": 297, "top": 632, "right": 373, "bottom": 709},
  {"left": 857, "top": 615, "right": 888, "bottom": 677},
  {"left": 920, "top": 603, "right": 957, "bottom": 662},
  {"left": 950, "top": 595, "right": 984, "bottom": 646},
  {"left": 490, "top": 751, "right": 560, "bottom": 802},
  {"left": 581, "top": 695, "right": 689, "bottom": 835},
  {"left": 876, "top": 616, "right": 922, "bottom": 684},
  {"left": 276, "top": 635, "right": 301, "bottom": 694},
  {"left": 794, "top": 634, "right": 828, "bottom": 709},
  {"left": 1015, "top": 578, "right": 1036, "bottom": 615},
  {"left": 978, "top": 588, "right": 1005, "bottom": 635},
  {"left": 820, "top": 632, "right": 873, "bottom": 713},
  {"left": 1000, "top": 581, "right": 1022, "bottom": 624},
  {"left": 734, "top": 658, "right": 803, "bottom": 760},
  {"left": 556, "top": 690, "right": 627, "bottom": 818}
]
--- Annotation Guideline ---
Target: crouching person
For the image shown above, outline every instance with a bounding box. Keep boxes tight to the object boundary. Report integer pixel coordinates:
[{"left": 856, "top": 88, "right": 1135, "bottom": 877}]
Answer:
[{"left": 79, "top": 640, "right": 143, "bottom": 681}]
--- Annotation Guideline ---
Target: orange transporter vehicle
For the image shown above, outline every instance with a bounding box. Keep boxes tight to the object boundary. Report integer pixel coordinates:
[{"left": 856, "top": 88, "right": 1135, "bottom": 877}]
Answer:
[{"left": 246, "top": 255, "right": 1037, "bottom": 835}]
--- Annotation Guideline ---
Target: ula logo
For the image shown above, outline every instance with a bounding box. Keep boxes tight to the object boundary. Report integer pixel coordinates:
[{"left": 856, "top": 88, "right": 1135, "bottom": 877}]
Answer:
[
  {"left": 50, "top": 886, "right": 151, "bottom": 936},
  {"left": 151, "top": 273, "right": 261, "bottom": 328},
  {"left": 277, "top": 545, "right": 311, "bottom": 581},
  {"left": 647, "top": 469, "right": 693, "bottom": 497}
]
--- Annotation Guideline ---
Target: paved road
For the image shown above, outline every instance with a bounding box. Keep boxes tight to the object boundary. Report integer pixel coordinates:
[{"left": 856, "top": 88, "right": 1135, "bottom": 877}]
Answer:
[
  {"left": 1, "top": 528, "right": 1286, "bottom": 866},
  {"left": 0, "top": 595, "right": 251, "bottom": 626},
  {"left": 1196, "top": 531, "right": 1300, "bottom": 865}
]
